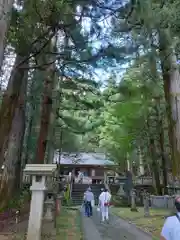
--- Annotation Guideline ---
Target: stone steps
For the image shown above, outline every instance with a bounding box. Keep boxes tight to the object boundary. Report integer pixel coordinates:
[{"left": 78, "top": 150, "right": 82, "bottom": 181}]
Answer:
[{"left": 71, "top": 184, "right": 104, "bottom": 206}]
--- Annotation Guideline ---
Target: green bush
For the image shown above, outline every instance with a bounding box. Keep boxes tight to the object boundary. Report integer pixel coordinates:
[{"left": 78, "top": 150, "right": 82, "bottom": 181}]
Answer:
[{"left": 2, "top": 189, "right": 31, "bottom": 212}]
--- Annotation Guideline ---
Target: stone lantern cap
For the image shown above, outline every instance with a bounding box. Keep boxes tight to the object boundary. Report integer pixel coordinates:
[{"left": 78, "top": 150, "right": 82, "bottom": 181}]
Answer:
[{"left": 24, "top": 164, "right": 57, "bottom": 176}]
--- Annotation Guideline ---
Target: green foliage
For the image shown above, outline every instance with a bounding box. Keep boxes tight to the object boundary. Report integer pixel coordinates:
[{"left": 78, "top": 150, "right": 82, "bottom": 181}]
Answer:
[
  {"left": 97, "top": 56, "right": 167, "bottom": 169},
  {"left": 0, "top": 189, "right": 30, "bottom": 212},
  {"left": 3, "top": 0, "right": 177, "bottom": 181}
]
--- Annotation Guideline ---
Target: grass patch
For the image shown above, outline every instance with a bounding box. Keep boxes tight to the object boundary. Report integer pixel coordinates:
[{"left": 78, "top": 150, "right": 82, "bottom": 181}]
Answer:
[
  {"left": 111, "top": 207, "right": 171, "bottom": 238},
  {"left": 56, "top": 207, "right": 83, "bottom": 240}
]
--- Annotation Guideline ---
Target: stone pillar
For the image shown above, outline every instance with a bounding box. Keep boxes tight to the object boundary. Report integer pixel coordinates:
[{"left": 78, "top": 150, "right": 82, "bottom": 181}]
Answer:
[
  {"left": 131, "top": 189, "right": 138, "bottom": 212},
  {"left": 104, "top": 171, "right": 107, "bottom": 183},
  {"left": 143, "top": 192, "right": 150, "bottom": 217},
  {"left": 27, "top": 176, "right": 46, "bottom": 240},
  {"left": 23, "top": 164, "right": 57, "bottom": 240}
]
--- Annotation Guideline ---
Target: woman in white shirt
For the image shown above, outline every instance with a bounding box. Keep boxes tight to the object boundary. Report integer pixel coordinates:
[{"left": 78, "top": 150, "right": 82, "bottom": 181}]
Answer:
[
  {"left": 98, "top": 188, "right": 111, "bottom": 222},
  {"left": 161, "top": 196, "right": 180, "bottom": 240}
]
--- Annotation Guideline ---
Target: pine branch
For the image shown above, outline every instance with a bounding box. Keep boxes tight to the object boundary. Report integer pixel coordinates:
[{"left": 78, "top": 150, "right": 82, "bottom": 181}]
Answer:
[{"left": 56, "top": 110, "right": 104, "bottom": 135}]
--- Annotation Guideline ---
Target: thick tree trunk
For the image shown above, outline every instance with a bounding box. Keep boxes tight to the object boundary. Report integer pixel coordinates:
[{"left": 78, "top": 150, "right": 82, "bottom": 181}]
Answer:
[
  {"left": 0, "top": 62, "right": 28, "bottom": 209},
  {"left": 154, "top": 99, "right": 168, "bottom": 194},
  {"left": 126, "top": 152, "right": 132, "bottom": 172},
  {"left": 146, "top": 116, "right": 162, "bottom": 195},
  {"left": 22, "top": 70, "right": 44, "bottom": 166},
  {"left": 159, "top": 126, "right": 168, "bottom": 194},
  {"left": 44, "top": 111, "right": 56, "bottom": 164},
  {"left": 23, "top": 116, "right": 34, "bottom": 165},
  {"left": 35, "top": 70, "right": 55, "bottom": 163},
  {"left": 159, "top": 30, "right": 180, "bottom": 176},
  {"left": 149, "top": 138, "right": 162, "bottom": 195},
  {"left": 0, "top": 54, "right": 28, "bottom": 167},
  {"left": 35, "top": 39, "right": 56, "bottom": 164},
  {"left": 44, "top": 77, "right": 59, "bottom": 164},
  {"left": 0, "top": 0, "right": 14, "bottom": 71}
]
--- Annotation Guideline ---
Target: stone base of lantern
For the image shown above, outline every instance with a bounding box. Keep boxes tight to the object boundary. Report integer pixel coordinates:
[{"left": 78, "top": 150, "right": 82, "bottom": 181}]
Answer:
[
  {"left": 44, "top": 195, "right": 54, "bottom": 221},
  {"left": 44, "top": 206, "right": 54, "bottom": 221}
]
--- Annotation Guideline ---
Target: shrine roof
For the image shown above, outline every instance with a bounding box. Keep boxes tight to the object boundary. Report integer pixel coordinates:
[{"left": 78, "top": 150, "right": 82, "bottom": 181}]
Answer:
[{"left": 53, "top": 152, "right": 115, "bottom": 166}]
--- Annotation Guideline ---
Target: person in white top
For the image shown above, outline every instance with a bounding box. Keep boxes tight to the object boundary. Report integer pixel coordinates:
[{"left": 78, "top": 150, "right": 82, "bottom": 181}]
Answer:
[
  {"left": 68, "top": 172, "right": 72, "bottom": 182},
  {"left": 78, "top": 171, "right": 83, "bottom": 183},
  {"left": 161, "top": 196, "right": 180, "bottom": 240},
  {"left": 98, "top": 188, "right": 111, "bottom": 222}
]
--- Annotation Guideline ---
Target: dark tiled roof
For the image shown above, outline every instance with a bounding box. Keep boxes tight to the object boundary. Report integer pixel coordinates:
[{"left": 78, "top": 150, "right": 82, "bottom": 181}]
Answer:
[{"left": 53, "top": 152, "right": 115, "bottom": 166}]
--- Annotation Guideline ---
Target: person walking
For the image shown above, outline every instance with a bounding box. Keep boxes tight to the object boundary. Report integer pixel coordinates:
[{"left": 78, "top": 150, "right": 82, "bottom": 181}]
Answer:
[
  {"left": 68, "top": 171, "right": 72, "bottom": 182},
  {"left": 78, "top": 171, "right": 83, "bottom": 183},
  {"left": 98, "top": 188, "right": 111, "bottom": 223},
  {"left": 83, "top": 187, "right": 94, "bottom": 217},
  {"left": 160, "top": 196, "right": 180, "bottom": 240}
]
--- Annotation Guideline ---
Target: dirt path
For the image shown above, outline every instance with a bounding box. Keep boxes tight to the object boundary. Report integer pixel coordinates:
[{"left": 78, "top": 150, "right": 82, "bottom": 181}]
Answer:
[
  {"left": 0, "top": 215, "right": 28, "bottom": 240},
  {"left": 0, "top": 218, "right": 56, "bottom": 240}
]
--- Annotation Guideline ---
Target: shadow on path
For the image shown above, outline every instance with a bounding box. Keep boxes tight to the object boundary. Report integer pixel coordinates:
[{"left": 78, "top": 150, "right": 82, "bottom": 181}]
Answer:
[{"left": 81, "top": 208, "right": 152, "bottom": 240}]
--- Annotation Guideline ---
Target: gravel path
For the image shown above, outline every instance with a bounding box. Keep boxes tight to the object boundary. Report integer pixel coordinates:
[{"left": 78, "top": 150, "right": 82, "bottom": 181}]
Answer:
[{"left": 81, "top": 208, "right": 152, "bottom": 240}]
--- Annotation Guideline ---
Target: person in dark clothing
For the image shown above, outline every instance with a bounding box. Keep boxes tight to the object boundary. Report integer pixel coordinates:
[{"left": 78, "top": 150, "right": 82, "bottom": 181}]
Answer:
[
  {"left": 84, "top": 201, "right": 92, "bottom": 217},
  {"left": 83, "top": 187, "right": 94, "bottom": 217}
]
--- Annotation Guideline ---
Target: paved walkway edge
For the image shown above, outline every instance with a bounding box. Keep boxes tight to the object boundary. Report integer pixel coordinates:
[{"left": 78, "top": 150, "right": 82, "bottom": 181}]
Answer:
[
  {"left": 110, "top": 213, "right": 153, "bottom": 239},
  {"left": 80, "top": 211, "right": 103, "bottom": 240},
  {"left": 125, "top": 219, "right": 153, "bottom": 238}
]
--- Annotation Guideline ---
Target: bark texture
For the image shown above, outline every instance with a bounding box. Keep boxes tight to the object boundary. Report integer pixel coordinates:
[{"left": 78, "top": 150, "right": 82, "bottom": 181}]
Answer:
[
  {"left": 0, "top": 60, "right": 28, "bottom": 209},
  {"left": 35, "top": 39, "right": 56, "bottom": 164},
  {"left": 159, "top": 30, "right": 180, "bottom": 176},
  {"left": 0, "top": 54, "right": 27, "bottom": 167},
  {"left": 149, "top": 138, "right": 162, "bottom": 195},
  {"left": 0, "top": 0, "right": 14, "bottom": 70}
]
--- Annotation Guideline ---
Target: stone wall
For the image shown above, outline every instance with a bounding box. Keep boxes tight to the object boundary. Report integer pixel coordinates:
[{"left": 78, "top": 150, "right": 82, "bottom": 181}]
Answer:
[{"left": 150, "top": 195, "right": 175, "bottom": 209}]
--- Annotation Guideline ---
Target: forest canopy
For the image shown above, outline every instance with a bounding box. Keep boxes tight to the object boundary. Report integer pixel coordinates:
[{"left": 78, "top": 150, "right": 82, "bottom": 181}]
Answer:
[{"left": 0, "top": 0, "right": 179, "bottom": 205}]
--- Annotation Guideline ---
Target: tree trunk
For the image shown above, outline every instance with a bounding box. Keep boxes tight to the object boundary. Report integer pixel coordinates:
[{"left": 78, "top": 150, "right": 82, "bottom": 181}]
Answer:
[
  {"left": 35, "top": 38, "right": 56, "bottom": 164},
  {"left": 146, "top": 116, "right": 162, "bottom": 195},
  {"left": 138, "top": 146, "right": 144, "bottom": 176},
  {"left": 35, "top": 70, "right": 55, "bottom": 164},
  {"left": 44, "top": 111, "right": 56, "bottom": 164},
  {"left": 0, "top": 54, "right": 28, "bottom": 167},
  {"left": 0, "top": 0, "right": 14, "bottom": 71},
  {"left": 44, "top": 76, "right": 59, "bottom": 164},
  {"left": 22, "top": 70, "right": 45, "bottom": 166},
  {"left": 23, "top": 115, "right": 34, "bottom": 165},
  {"left": 0, "top": 61, "right": 28, "bottom": 209},
  {"left": 154, "top": 99, "right": 168, "bottom": 194},
  {"left": 159, "top": 30, "right": 180, "bottom": 176},
  {"left": 149, "top": 138, "right": 162, "bottom": 195},
  {"left": 159, "top": 126, "right": 168, "bottom": 194},
  {"left": 126, "top": 152, "right": 132, "bottom": 172}
]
